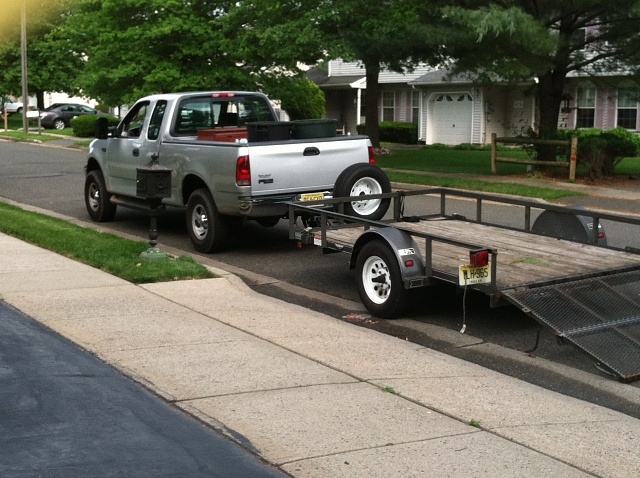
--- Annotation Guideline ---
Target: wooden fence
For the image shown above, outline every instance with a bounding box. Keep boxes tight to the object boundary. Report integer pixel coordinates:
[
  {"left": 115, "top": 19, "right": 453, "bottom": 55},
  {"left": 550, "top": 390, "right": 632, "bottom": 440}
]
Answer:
[{"left": 490, "top": 132, "right": 578, "bottom": 181}]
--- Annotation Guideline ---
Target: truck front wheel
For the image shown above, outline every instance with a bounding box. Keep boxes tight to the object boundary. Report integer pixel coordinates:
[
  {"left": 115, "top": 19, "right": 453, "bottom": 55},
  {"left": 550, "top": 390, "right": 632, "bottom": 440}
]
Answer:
[
  {"left": 85, "top": 170, "right": 117, "bottom": 222},
  {"left": 186, "top": 189, "right": 230, "bottom": 253},
  {"left": 334, "top": 164, "right": 391, "bottom": 221},
  {"left": 355, "top": 240, "right": 408, "bottom": 318}
]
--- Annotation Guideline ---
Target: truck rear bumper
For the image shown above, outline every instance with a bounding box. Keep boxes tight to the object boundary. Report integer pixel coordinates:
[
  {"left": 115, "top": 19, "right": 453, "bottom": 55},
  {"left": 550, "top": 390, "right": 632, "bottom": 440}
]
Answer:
[{"left": 239, "top": 191, "right": 332, "bottom": 217}]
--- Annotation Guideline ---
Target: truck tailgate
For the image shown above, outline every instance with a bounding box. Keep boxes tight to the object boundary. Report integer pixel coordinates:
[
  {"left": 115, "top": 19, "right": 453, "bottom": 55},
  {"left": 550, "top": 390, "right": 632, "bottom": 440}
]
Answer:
[{"left": 248, "top": 137, "right": 370, "bottom": 195}]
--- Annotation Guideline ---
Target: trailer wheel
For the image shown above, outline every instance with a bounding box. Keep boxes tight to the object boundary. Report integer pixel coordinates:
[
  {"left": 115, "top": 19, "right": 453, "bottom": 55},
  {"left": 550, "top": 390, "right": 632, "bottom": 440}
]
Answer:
[
  {"left": 186, "top": 188, "right": 230, "bottom": 253},
  {"left": 84, "top": 170, "right": 117, "bottom": 222},
  {"left": 334, "top": 164, "right": 391, "bottom": 221},
  {"left": 355, "top": 240, "right": 407, "bottom": 318}
]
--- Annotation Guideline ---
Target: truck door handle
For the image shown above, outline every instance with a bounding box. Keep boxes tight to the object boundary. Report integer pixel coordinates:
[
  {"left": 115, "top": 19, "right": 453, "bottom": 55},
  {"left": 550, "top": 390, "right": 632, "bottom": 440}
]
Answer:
[
  {"left": 132, "top": 148, "right": 140, "bottom": 157},
  {"left": 303, "top": 147, "right": 320, "bottom": 156}
]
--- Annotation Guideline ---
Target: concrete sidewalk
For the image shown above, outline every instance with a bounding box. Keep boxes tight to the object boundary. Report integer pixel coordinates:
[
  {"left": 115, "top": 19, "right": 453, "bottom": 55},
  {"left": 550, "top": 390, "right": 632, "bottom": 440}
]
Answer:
[{"left": 1, "top": 232, "right": 638, "bottom": 477}]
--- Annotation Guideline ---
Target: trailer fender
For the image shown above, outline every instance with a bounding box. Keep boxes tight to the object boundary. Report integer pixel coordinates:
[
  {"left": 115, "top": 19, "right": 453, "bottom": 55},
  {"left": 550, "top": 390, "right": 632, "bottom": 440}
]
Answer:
[{"left": 350, "top": 227, "right": 426, "bottom": 284}]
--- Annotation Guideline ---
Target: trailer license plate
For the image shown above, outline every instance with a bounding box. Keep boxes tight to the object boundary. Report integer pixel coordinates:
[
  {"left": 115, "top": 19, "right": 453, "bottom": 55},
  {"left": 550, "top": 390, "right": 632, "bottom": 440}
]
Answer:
[
  {"left": 299, "top": 192, "right": 325, "bottom": 201},
  {"left": 459, "top": 264, "right": 491, "bottom": 285}
]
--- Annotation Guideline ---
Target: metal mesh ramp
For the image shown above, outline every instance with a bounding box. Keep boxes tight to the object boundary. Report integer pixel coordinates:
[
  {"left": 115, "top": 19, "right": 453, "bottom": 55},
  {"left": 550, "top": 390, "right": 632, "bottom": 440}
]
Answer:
[{"left": 503, "top": 270, "right": 640, "bottom": 382}]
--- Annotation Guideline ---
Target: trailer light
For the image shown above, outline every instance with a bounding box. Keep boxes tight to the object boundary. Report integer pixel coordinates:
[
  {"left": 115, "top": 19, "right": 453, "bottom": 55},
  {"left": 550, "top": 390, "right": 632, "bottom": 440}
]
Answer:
[
  {"left": 404, "top": 259, "right": 414, "bottom": 267},
  {"left": 598, "top": 232, "right": 605, "bottom": 239},
  {"left": 236, "top": 155, "right": 251, "bottom": 186},
  {"left": 368, "top": 146, "right": 375, "bottom": 164},
  {"left": 469, "top": 249, "right": 489, "bottom": 267}
]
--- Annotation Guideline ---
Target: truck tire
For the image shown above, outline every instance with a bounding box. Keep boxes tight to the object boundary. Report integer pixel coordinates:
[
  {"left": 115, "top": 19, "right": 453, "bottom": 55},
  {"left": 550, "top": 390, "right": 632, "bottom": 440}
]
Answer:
[
  {"left": 333, "top": 164, "right": 391, "bottom": 221},
  {"left": 186, "top": 188, "right": 230, "bottom": 253},
  {"left": 84, "top": 170, "right": 117, "bottom": 222},
  {"left": 355, "top": 240, "right": 408, "bottom": 318}
]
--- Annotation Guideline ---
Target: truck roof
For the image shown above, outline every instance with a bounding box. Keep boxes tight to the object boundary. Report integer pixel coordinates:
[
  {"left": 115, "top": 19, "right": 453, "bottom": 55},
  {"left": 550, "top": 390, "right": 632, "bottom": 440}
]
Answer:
[{"left": 135, "top": 91, "right": 270, "bottom": 102}]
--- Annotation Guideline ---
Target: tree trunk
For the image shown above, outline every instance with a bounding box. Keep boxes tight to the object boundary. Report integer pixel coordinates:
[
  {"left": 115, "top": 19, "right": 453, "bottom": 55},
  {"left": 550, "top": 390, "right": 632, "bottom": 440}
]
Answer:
[
  {"left": 363, "top": 60, "right": 381, "bottom": 149},
  {"left": 536, "top": 71, "right": 566, "bottom": 162},
  {"left": 36, "top": 90, "right": 45, "bottom": 110}
]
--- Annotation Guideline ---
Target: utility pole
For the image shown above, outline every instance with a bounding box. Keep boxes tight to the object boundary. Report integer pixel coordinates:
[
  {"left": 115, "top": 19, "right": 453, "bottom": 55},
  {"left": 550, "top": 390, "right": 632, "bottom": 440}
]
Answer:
[{"left": 21, "top": 0, "right": 29, "bottom": 134}]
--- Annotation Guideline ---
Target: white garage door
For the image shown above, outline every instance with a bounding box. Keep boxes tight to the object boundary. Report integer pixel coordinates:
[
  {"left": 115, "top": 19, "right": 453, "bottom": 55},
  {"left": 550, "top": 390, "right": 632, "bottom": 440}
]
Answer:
[{"left": 431, "top": 93, "right": 473, "bottom": 144}]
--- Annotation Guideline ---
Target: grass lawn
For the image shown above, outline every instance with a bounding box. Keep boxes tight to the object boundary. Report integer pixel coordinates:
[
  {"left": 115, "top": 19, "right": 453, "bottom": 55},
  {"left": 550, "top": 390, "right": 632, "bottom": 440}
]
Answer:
[{"left": 0, "top": 201, "right": 214, "bottom": 284}]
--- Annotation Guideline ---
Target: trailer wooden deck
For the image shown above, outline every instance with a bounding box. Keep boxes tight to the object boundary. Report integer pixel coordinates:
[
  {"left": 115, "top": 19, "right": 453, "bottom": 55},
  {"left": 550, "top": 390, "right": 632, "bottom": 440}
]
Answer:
[{"left": 322, "top": 217, "right": 640, "bottom": 290}]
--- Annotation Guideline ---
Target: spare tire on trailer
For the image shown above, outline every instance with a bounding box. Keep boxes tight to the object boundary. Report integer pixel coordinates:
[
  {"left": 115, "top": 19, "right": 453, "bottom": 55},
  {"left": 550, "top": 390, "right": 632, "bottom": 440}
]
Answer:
[{"left": 333, "top": 164, "right": 391, "bottom": 221}]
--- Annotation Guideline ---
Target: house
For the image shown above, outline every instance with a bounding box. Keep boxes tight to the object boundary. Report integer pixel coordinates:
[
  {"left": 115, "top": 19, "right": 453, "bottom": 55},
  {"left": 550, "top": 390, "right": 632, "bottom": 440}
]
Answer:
[{"left": 311, "top": 60, "right": 640, "bottom": 145}]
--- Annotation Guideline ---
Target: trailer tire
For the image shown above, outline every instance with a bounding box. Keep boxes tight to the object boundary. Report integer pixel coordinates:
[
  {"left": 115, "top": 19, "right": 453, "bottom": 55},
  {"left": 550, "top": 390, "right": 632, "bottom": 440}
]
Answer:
[
  {"left": 186, "top": 188, "right": 230, "bottom": 253},
  {"left": 355, "top": 240, "right": 407, "bottom": 318},
  {"left": 85, "top": 170, "right": 117, "bottom": 222},
  {"left": 334, "top": 164, "right": 391, "bottom": 221}
]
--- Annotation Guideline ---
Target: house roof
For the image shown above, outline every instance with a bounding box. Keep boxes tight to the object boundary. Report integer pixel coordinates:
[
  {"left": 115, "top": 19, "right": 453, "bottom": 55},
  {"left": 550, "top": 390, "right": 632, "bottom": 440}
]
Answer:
[{"left": 409, "top": 68, "right": 478, "bottom": 86}]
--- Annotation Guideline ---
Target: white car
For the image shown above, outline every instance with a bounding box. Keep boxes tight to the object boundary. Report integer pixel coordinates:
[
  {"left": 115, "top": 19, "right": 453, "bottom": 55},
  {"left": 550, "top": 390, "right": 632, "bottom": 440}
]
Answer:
[{"left": 3, "top": 100, "right": 24, "bottom": 114}]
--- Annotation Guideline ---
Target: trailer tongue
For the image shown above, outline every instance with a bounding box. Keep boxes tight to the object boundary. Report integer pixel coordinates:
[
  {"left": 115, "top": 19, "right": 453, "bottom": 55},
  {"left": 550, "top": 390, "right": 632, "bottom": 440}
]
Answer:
[
  {"left": 503, "top": 269, "right": 640, "bottom": 382},
  {"left": 289, "top": 187, "right": 640, "bottom": 382}
]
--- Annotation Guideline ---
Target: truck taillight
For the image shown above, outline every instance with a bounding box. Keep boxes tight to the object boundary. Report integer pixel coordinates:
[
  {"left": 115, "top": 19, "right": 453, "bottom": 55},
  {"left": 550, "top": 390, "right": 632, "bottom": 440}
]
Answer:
[
  {"left": 368, "top": 146, "right": 375, "bottom": 164},
  {"left": 212, "top": 92, "right": 236, "bottom": 98},
  {"left": 236, "top": 156, "right": 251, "bottom": 186}
]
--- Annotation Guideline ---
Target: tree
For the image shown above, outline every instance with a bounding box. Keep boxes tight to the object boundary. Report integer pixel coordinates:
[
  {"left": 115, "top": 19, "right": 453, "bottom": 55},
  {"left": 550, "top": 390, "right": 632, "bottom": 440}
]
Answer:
[
  {"left": 436, "top": 1, "right": 640, "bottom": 160},
  {"left": 55, "top": 0, "right": 255, "bottom": 107},
  {"left": 220, "top": 0, "right": 441, "bottom": 147},
  {"left": 0, "top": 0, "right": 84, "bottom": 109}
]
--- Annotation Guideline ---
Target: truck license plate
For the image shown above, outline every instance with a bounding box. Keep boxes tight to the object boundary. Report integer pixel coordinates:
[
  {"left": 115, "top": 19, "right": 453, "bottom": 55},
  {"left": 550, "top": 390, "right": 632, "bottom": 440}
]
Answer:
[
  {"left": 299, "top": 192, "right": 325, "bottom": 201},
  {"left": 458, "top": 264, "right": 491, "bottom": 285}
]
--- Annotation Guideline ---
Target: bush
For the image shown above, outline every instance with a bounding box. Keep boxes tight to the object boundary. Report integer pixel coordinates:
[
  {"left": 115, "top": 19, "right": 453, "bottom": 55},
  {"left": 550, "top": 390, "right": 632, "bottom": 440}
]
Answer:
[
  {"left": 272, "top": 78, "right": 325, "bottom": 120},
  {"left": 71, "top": 114, "right": 119, "bottom": 137},
  {"left": 356, "top": 121, "right": 418, "bottom": 144},
  {"left": 557, "top": 127, "right": 640, "bottom": 178}
]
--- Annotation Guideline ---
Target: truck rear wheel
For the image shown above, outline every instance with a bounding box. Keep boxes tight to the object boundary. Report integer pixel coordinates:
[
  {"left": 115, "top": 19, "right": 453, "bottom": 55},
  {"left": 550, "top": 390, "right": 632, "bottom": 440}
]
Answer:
[
  {"left": 355, "top": 240, "right": 408, "bottom": 318},
  {"left": 186, "top": 188, "right": 230, "bottom": 253},
  {"left": 85, "top": 170, "right": 117, "bottom": 222},
  {"left": 334, "top": 164, "right": 391, "bottom": 221}
]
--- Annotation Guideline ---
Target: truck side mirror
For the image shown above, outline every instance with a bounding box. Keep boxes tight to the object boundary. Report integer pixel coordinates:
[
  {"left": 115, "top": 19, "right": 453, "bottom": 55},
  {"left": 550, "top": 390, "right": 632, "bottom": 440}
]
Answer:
[{"left": 95, "top": 117, "right": 109, "bottom": 139}]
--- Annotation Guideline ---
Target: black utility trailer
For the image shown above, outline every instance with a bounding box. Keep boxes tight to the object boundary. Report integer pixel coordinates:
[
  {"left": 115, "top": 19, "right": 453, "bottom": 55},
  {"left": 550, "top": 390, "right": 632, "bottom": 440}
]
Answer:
[{"left": 288, "top": 187, "right": 640, "bottom": 382}]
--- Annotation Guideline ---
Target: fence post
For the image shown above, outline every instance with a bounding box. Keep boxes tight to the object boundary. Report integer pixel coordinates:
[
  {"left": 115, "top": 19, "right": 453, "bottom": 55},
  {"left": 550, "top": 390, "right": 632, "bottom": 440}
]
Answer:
[
  {"left": 491, "top": 133, "right": 497, "bottom": 174},
  {"left": 569, "top": 136, "right": 578, "bottom": 181}
]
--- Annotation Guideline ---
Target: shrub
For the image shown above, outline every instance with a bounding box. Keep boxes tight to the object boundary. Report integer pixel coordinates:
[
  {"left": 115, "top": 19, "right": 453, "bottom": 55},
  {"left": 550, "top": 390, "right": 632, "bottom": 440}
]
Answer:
[
  {"left": 272, "top": 78, "right": 325, "bottom": 120},
  {"left": 71, "top": 114, "right": 119, "bottom": 137},
  {"left": 357, "top": 121, "right": 418, "bottom": 144},
  {"left": 557, "top": 127, "right": 639, "bottom": 178}
]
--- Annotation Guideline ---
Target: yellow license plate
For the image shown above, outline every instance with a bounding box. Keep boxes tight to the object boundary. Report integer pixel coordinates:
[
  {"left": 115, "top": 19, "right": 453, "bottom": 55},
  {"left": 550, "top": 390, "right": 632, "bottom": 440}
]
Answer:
[
  {"left": 299, "top": 192, "right": 325, "bottom": 201},
  {"left": 459, "top": 264, "right": 491, "bottom": 285}
]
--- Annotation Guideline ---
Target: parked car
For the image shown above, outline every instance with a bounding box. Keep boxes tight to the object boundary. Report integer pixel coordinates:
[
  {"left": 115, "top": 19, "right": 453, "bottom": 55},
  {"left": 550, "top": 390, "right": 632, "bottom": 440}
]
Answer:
[
  {"left": 3, "top": 99, "right": 23, "bottom": 114},
  {"left": 38, "top": 103, "right": 111, "bottom": 130}
]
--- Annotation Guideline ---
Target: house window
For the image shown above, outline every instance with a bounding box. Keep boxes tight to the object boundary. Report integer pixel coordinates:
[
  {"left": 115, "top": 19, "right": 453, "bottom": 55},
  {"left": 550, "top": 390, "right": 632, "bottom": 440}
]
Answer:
[
  {"left": 382, "top": 91, "right": 394, "bottom": 121},
  {"left": 412, "top": 91, "right": 420, "bottom": 124},
  {"left": 576, "top": 82, "right": 596, "bottom": 128},
  {"left": 617, "top": 81, "right": 638, "bottom": 130}
]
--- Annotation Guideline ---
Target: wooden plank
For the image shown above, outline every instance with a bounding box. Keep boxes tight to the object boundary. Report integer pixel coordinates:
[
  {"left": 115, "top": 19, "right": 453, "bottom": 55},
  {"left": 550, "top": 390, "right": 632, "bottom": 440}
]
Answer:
[{"left": 321, "top": 219, "right": 640, "bottom": 290}]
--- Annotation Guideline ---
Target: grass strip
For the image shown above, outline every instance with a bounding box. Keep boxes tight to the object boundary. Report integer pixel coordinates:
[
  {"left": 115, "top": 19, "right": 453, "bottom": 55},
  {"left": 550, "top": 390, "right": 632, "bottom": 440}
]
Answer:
[
  {"left": 0, "top": 201, "right": 214, "bottom": 283},
  {"left": 385, "top": 171, "right": 585, "bottom": 201},
  {"left": 0, "top": 130, "right": 64, "bottom": 142}
]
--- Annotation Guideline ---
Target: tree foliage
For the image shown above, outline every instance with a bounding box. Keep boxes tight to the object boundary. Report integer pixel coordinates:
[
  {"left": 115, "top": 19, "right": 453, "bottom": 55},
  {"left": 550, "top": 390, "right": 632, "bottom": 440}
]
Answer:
[
  {"left": 220, "top": 0, "right": 442, "bottom": 147},
  {"left": 436, "top": 0, "right": 640, "bottom": 151},
  {"left": 53, "top": 0, "right": 258, "bottom": 106},
  {"left": 0, "top": 0, "right": 84, "bottom": 108}
]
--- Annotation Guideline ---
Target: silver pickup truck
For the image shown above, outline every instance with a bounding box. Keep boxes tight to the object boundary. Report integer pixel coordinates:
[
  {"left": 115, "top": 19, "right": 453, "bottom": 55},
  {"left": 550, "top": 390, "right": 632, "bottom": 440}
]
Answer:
[{"left": 84, "top": 91, "right": 390, "bottom": 252}]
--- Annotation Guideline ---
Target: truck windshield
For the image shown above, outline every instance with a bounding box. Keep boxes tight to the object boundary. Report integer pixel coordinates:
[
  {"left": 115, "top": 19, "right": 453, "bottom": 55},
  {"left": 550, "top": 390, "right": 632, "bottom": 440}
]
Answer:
[{"left": 173, "top": 95, "right": 275, "bottom": 136}]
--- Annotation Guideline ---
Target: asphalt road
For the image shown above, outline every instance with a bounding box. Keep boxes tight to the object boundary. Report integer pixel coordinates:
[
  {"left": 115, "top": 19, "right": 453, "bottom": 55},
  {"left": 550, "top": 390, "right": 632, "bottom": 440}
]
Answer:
[
  {"left": 2, "top": 139, "right": 640, "bottom": 420},
  {"left": 0, "top": 301, "right": 286, "bottom": 478}
]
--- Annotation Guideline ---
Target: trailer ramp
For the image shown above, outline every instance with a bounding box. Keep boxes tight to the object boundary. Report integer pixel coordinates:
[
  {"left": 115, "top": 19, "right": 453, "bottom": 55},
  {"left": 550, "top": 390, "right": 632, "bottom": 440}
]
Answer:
[{"left": 503, "top": 270, "right": 640, "bottom": 382}]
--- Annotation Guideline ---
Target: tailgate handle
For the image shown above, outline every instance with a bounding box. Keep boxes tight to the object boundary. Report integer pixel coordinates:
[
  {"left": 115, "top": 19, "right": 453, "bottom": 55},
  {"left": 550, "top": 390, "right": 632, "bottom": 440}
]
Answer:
[{"left": 303, "top": 147, "right": 320, "bottom": 156}]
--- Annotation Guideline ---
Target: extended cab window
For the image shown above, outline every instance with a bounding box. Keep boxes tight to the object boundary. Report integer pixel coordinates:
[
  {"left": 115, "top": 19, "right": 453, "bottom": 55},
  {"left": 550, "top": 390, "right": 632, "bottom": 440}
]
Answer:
[
  {"left": 173, "top": 95, "right": 274, "bottom": 136},
  {"left": 147, "top": 100, "right": 167, "bottom": 140},
  {"left": 120, "top": 101, "right": 149, "bottom": 138}
]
